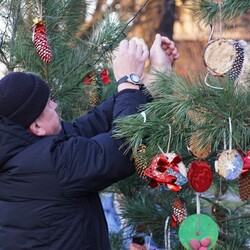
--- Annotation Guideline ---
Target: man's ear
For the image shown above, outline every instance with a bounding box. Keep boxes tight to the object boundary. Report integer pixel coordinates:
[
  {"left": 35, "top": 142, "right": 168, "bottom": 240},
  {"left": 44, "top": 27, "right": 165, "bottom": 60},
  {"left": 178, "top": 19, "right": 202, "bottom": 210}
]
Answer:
[{"left": 28, "top": 120, "right": 46, "bottom": 136}]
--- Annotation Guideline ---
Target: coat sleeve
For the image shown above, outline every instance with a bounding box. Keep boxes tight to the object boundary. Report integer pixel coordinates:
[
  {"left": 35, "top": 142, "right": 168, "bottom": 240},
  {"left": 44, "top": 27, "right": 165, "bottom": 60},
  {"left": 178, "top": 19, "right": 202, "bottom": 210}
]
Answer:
[
  {"left": 50, "top": 89, "right": 147, "bottom": 197},
  {"left": 61, "top": 95, "right": 115, "bottom": 138}
]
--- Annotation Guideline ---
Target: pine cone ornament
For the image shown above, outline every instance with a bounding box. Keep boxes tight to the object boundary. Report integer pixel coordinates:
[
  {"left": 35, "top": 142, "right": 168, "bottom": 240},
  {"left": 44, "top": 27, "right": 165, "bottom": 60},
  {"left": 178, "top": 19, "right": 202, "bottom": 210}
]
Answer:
[
  {"left": 134, "top": 144, "right": 148, "bottom": 177},
  {"left": 239, "top": 171, "right": 250, "bottom": 202},
  {"left": 229, "top": 40, "right": 246, "bottom": 80},
  {"left": 32, "top": 18, "right": 53, "bottom": 64},
  {"left": 172, "top": 197, "right": 187, "bottom": 226},
  {"left": 188, "top": 132, "right": 211, "bottom": 159},
  {"left": 83, "top": 72, "right": 100, "bottom": 107}
]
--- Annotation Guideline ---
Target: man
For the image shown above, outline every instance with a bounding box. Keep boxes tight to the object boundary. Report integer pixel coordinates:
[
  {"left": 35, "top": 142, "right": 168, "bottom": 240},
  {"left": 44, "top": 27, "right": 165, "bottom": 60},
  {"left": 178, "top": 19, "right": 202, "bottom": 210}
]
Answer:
[{"left": 0, "top": 34, "right": 178, "bottom": 250}]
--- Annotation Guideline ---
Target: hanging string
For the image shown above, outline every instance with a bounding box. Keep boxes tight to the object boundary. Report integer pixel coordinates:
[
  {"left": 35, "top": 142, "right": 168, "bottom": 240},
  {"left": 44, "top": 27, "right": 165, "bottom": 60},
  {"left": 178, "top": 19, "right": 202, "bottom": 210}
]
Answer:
[
  {"left": 37, "top": 0, "right": 43, "bottom": 20},
  {"left": 222, "top": 117, "right": 232, "bottom": 150},
  {"left": 164, "top": 216, "right": 171, "bottom": 250},
  {"left": 204, "top": 72, "right": 224, "bottom": 90},
  {"left": 158, "top": 124, "right": 172, "bottom": 154},
  {"left": 228, "top": 117, "right": 232, "bottom": 150},
  {"left": 217, "top": 1, "right": 223, "bottom": 41},
  {"left": 196, "top": 192, "right": 201, "bottom": 236},
  {"left": 208, "top": 24, "right": 214, "bottom": 43},
  {"left": 166, "top": 124, "right": 172, "bottom": 154},
  {"left": 223, "top": 128, "right": 227, "bottom": 150}
]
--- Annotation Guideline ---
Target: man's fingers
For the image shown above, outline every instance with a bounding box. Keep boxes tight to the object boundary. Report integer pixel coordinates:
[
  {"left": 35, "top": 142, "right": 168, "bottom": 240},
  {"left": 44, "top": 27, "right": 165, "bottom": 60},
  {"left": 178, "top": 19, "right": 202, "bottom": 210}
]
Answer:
[{"left": 119, "top": 39, "right": 129, "bottom": 51}]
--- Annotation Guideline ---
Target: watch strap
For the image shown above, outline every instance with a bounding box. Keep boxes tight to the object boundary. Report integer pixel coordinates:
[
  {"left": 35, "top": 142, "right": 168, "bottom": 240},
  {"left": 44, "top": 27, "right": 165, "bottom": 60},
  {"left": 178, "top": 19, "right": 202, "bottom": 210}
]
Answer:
[
  {"left": 117, "top": 74, "right": 141, "bottom": 86},
  {"left": 117, "top": 75, "right": 130, "bottom": 85}
]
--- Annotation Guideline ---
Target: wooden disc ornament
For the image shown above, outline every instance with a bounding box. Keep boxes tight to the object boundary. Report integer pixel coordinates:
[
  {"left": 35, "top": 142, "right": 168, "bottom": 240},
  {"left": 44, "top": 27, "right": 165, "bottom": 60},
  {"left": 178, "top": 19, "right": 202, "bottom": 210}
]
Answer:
[
  {"left": 203, "top": 39, "right": 236, "bottom": 76},
  {"left": 215, "top": 150, "right": 243, "bottom": 181},
  {"left": 178, "top": 214, "right": 219, "bottom": 250},
  {"left": 187, "top": 160, "right": 213, "bottom": 193}
]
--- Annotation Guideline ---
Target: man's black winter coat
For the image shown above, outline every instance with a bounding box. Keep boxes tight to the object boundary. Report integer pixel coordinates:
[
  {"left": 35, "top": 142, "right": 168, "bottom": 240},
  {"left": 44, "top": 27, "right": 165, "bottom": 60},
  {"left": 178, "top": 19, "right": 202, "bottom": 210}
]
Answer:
[{"left": 0, "top": 89, "right": 147, "bottom": 250}]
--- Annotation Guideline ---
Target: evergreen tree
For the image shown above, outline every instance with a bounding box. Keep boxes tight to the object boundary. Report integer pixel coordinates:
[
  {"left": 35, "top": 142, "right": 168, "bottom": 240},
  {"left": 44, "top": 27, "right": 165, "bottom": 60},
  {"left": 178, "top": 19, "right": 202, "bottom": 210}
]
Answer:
[
  {"left": 113, "top": 1, "right": 250, "bottom": 249},
  {"left": 1, "top": 0, "right": 250, "bottom": 249}
]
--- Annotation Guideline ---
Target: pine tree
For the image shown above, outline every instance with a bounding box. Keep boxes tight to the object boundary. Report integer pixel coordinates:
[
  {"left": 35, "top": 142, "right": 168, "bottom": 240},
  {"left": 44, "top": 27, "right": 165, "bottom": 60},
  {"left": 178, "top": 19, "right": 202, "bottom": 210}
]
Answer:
[
  {"left": 1, "top": 1, "right": 250, "bottom": 249},
  {"left": 113, "top": 1, "right": 250, "bottom": 249}
]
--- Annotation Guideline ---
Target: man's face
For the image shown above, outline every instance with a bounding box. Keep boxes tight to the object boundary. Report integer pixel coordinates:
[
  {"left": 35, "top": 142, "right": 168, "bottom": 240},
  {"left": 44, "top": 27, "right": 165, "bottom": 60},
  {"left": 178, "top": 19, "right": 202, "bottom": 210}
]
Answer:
[{"left": 36, "top": 99, "right": 62, "bottom": 136}]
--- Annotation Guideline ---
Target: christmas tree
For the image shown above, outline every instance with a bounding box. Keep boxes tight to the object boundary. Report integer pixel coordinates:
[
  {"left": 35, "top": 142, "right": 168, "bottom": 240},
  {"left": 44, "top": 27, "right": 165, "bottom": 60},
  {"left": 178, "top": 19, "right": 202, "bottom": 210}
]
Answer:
[
  {"left": 1, "top": 0, "right": 250, "bottom": 249},
  {"left": 112, "top": 1, "right": 250, "bottom": 249}
]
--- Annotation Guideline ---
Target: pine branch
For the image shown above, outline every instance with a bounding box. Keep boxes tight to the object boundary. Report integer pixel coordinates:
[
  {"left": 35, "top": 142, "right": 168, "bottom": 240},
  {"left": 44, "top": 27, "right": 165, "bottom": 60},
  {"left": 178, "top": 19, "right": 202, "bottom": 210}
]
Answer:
[
  {"left": 189, "top": 0, "right": 250, "bottom": 25},
  {"left": 114, "top": 72, "right": 250, "bottom": 163}
]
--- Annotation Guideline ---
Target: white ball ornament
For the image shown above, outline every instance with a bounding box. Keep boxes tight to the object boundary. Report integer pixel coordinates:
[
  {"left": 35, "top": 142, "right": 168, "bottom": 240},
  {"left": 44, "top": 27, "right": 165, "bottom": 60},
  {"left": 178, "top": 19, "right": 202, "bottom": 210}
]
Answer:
[{"left": 215, "top": 149, "right": 243, "bottom": 180}]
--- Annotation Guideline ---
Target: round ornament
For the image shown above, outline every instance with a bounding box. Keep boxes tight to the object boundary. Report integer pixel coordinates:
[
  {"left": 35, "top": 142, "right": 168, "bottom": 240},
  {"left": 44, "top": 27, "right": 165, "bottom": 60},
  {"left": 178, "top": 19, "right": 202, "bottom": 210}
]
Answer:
[
  {"left": 178, "top": 214, "right": 219, "bottom": 250},
  {"left": 189, "top": 132, "right": 211, "bottom": 159},
  {"left": 203, "top": 39, "right": 236, "bottom": 76},
  {"left": 214, "top": 150, "right": 243, "bottom": 180},
  {"left": 187, "top": 160, "right": 213, "bottom": 193}
]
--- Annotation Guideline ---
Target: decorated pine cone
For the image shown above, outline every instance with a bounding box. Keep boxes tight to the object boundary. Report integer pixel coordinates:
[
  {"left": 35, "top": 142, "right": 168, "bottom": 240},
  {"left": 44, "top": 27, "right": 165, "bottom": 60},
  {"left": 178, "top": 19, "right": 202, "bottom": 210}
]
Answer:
[
  {"left": 188, "top": 131, "right": 211, "bottom": 159},
  {"left": 134, "top": 144, "right": 148, "bottom": 177},
  {"left": 172, "top": 197, "right": 187, "bottom": 226},
  {"left": 32, "top": 18, "right": 53, "bottom": 64},
  {"left": 239, "top": 171, "right": 250, "bottom": 202},
  {"left": 229, "top": 40, "right": 247, "bottom": 80}
]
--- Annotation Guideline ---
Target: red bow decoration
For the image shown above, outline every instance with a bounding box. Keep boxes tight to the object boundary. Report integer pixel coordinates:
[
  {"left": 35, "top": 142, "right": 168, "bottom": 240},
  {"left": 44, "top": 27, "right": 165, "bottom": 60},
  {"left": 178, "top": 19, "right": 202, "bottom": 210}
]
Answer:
[
  {"left": 83, "top": 71, "right": 94, "bottom": 85},
  {"left": 143, "top": 153, "right": 182, "bottom": 192},
  {"left": 238, "top": 150, "right": 250, "bottom": 174},
  {"left": 100, "top": 69, "right": 111, "bottom": 85},
  {"left": 83, "top": 69, "right": 111, "bottom": 85}
]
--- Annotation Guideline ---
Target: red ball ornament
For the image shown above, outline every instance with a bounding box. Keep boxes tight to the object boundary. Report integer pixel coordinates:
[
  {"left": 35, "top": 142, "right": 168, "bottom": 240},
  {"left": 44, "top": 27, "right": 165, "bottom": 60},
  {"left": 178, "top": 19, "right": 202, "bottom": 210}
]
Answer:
[{"left": 187, "top": 160, "right": 213, "bottom": 192}]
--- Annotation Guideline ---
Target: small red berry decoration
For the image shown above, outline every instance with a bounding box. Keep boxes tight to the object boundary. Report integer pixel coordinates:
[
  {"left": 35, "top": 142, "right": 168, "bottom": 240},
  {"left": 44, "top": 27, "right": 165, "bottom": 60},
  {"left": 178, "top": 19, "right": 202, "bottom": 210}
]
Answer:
[{"left": 32, "top": 17, "right": 53, "bottom": 64}]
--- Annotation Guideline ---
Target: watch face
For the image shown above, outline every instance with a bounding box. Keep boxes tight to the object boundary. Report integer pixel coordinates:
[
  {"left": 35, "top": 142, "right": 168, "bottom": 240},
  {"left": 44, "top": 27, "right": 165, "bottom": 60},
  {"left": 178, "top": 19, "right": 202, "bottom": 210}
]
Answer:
[{"left": 130, "top": 74, "right": 140, "bottom": 83}]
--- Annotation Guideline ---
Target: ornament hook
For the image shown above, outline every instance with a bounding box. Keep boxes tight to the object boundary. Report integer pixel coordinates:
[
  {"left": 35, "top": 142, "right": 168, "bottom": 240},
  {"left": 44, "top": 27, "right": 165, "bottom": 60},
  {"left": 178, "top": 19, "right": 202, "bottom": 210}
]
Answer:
[
  {"left": 204, "top": 72, "right": 224, "bottom": 90},
  {"left": 141, "top": 111, "right": 147, "bottom": 123}
]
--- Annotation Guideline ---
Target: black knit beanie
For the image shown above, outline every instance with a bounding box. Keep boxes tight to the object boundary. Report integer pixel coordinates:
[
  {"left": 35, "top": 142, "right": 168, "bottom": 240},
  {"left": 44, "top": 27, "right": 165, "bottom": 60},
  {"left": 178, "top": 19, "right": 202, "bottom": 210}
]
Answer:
[{"left": 0, "top": 72, "right": 50, "bottom": 128}]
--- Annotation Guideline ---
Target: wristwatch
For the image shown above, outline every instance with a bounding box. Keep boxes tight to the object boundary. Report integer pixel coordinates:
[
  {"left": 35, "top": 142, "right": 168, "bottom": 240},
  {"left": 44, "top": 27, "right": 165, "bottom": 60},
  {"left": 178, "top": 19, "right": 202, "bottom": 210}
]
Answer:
[{"left": 117, "top": 74, "right": 141, "bottom": 85}]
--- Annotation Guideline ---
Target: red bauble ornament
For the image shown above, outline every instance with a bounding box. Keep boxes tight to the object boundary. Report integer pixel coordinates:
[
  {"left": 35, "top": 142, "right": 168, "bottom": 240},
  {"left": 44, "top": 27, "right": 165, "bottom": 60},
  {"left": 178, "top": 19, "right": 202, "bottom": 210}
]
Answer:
[
  {"left": 32, "top": 18, "right": 53, "bottom": 64},
  {"left": 187, "top": 160, "right": 213, "bottom": 192}
]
